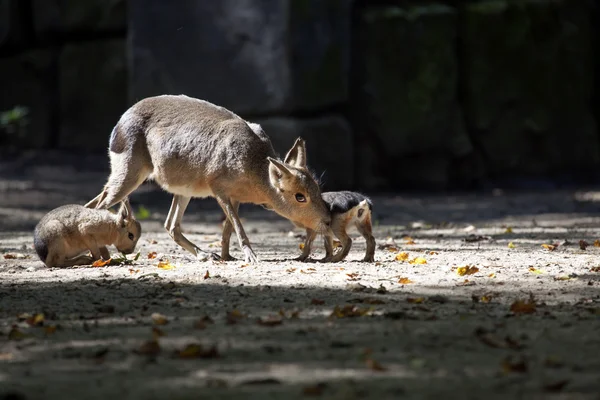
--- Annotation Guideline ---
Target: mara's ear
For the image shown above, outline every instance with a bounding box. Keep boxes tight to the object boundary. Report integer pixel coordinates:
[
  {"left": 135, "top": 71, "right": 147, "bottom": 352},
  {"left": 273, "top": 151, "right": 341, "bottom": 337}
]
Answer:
[
  {"left": 118, "top": 199, "right": 132, "bottom": 226},
  {"left": 283, "top": 137, "right": 307, "bottom": 168},
  {"left": 268, "top": 157, "right": 293, "bottom": 189}
]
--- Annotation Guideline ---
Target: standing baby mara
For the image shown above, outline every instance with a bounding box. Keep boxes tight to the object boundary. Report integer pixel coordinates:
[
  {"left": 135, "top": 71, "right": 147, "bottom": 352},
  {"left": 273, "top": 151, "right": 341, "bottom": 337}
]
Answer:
[
  {"left": 297, "top": 191, "right": 376, "bottom": 263},
  {"left": 34, "top": 200, "right": 141, "bottom": 268},
  {"left": 86, "top": 94, "right": 332, "bottom": 263}
]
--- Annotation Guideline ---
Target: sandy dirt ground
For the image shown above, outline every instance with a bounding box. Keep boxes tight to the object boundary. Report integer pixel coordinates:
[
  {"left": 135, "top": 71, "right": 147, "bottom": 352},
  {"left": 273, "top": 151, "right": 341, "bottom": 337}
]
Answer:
[{"left": 1, "top": 152, "right": 600, "bottom": 399}]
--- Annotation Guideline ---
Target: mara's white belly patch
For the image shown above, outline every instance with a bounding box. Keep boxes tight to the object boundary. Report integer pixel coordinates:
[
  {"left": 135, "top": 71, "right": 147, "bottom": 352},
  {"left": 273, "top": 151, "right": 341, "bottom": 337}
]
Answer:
[{"left": 162, "top": 184, "right": 213, "bottom": 199}]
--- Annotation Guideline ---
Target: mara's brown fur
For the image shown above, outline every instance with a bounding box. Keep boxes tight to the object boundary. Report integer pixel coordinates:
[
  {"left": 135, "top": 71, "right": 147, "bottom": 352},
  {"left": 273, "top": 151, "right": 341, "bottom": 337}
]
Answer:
[
  {"left": 33, "top": 200, "right": 141, "bottom": 268},
  {"left": 86, "top": 95, "right": 331, "bottom": 263}
]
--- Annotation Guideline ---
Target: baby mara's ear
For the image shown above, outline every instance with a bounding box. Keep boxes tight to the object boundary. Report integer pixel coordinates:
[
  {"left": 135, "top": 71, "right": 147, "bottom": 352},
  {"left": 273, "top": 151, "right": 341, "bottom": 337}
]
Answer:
[
  {"left": 283, "top": 137, "right": 306, "bottom": 169},
  {"left": 118, "top": 198, "right": 134, "bottom": 227}
]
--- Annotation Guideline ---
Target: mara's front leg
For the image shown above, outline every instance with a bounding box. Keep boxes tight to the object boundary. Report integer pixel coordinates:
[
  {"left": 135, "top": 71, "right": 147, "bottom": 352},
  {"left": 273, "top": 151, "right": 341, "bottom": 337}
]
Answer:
[
  {"left": 295, "top": 229, "right": 316, "bottom": 262},
  {"left": 221, "top": 201, "right": 240, "bottom": 261},
  {"left": 214, "top": 193, "right": 258, "bottom": 264}
]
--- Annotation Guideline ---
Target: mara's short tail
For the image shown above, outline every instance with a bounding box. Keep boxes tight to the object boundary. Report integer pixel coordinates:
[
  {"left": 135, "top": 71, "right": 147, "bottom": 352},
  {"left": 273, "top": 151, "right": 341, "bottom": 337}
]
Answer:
[{"left": 357, "top": 199, "right": 371, "bottom": 220}]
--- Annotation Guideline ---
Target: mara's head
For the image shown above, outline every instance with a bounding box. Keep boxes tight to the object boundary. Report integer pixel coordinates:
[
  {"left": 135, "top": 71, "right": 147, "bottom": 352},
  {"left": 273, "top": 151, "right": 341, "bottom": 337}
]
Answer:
[
  {"left": 114, "top": 199, "right": 142, "bottom": 254},
  {"left": 267, "top": 138, "right": 331, "bottom": 233}
]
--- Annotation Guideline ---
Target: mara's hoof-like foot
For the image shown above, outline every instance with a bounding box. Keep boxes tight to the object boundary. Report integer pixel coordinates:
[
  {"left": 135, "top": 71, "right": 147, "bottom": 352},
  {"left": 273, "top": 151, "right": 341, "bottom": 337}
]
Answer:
[
  {"left": 196, "top": 251, "right": 221, "bottom": 262},
  {"left": 221, "top": 254, "right": 237, "bottom": 262},
  {"left": 362, "top": 255, "right": 375, "bottom": 263},
  {"left": 243, "top": 247, "right": 259, "bottom": 264},
  {"left": 318, "top": 256, "right": 333, "bottom": 263}
]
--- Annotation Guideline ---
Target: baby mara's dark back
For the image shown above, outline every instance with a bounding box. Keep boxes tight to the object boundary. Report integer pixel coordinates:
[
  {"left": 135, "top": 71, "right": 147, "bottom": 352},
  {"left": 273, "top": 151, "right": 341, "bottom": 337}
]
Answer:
[{"left": 321, "top": 191, "right": 373, "bottom": 215}]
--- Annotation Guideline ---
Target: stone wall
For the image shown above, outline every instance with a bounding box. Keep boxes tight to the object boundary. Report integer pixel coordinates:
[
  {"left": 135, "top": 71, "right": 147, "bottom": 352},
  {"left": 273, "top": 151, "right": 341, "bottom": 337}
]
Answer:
[{"left": 1, "top": 0, "right": 598, "bottom": 191}]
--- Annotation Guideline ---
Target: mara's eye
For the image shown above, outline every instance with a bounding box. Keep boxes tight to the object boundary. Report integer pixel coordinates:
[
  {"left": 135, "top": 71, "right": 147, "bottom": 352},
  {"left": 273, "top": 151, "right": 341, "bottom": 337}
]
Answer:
[
  {"left": 128, "top": 232, "right": 135, "bottom": 241},
  {"left": 295, "top": 193, "right": 306, "bottom": 203}
]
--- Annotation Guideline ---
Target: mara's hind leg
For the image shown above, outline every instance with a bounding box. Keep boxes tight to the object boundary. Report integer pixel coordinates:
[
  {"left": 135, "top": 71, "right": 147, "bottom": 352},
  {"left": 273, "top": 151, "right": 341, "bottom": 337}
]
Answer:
[
  {"left": 164, "top": 195, "right": 220, "bottom": 262},
  {"left": 356, "top": 216, "right": 376, "bottom": 262},
  {"left": 93, "top": 152, "right": 150, "bottom": 210},
  {"left": 221, "top": 201, "right": 239, "bottom": 261},
  {"left": 52, "top": 254, "right": 95, "bottom": 268},
  {"left": 295, "top": 229, "right": 317, "bottom": 262}
]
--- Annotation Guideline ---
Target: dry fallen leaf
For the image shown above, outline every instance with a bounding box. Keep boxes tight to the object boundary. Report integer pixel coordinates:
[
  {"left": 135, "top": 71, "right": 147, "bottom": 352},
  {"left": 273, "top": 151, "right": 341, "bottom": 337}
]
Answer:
[
  {"left": 204, "top": 270, "right": 210, "bottom": 279},
  {"left": 508, "top": 242, "right": 516, "bottom": 249},
  {"left": 311, "top": 298, "right": 325, "bottom": 305},
  {"left": 501, "top": 357, "right": 528, "bottom": 374},
  {"left": 135, "top": 339, "right": 161, "bottom": 356},
  {"left": 226, "top": 309, "right": 245, "bottom": 325},
  {"left": 404, "top": 236, "right": 416, "bottom": 245},
  {"left": 300, "top": 269, "right": 316, "bottom": 274},
  {"left": 554, "top": 276, "right": 571, "bottom": 281},
  {"left": 366, "top": 358, "right": 387, "bottom": 372},
  {"left": 429, "top": 251, "right": 439, "bottom": 255},
  {"left": 346, "top": 272, "right": 359, "bottom": 281},
  {"left": 286, "top": 268, "right": 297, "bottom": 273},
  {"left": 151, "top": 313, "right": 169, "bottom": 325},
  {"left": 594, "top": 240, "right": 600, "bottom": 247},
  {"left": 128, "top": 268, "right": 140, "bottom": 274},
  {"left": 152, "top": 326, "right": 166, "bottom": 339},
  {"left": 409, "top": 257, "right": 427, "bottom": 265},
  {"left": 330, "top": 305, "right": 370, "bottom": 318},
  {"left": 147, "top": 252, "right": 157, "bottom": 259},
  {"left": 395, "top": 252, "right": 409, "bottom": 261},
  {"left": 26, "top": 313, "right": 44, "bottom": 327},
  {"left": 504, "top": 227, "right": 513, "bottom": 234},
  {"left": 541, "top": 243, "right": 558, "bottom": 251},
  {"left": 488, "top": 273, "right": 496, "bottom": 278},
  {"left": 579, "top": 240, "right": 589, "bottom": 250},
  {"left": 590, "top": 266, "right": 600, "bottom": 272},
  {"left": 407, "top": 297, "right": 425, "bottom": 304},
  {"left": 149, "top": 239, "right": 158, "bottom": 244},
  {"left": 157, "top": 260, "right": 176, "bottom": 270},
  {"left": 298, "top": 243, "right": 305, "bottom": 250},
  {"left": 8, "top": 326, "right": 30, "bottom": 341},
  {"left": 398, "top": 277, "right": 414, "bottom": 285},
  {"left": 92, "top": 258, "right": 111, "bottom": 267},
  {"left": 44, "top": 325, "right": 58, "bottom": 335},
  {"left": 456, "top": 266, "right": 479, "bottom": 276},
  {"left": 176, "top": 343, "right": 219, "bottom": 359},
  {"left": 510, "top": 299, "right": 536, "bottom": 314},
  {"left": 528, "top": 267, "right": 544, "bottom": 275}
]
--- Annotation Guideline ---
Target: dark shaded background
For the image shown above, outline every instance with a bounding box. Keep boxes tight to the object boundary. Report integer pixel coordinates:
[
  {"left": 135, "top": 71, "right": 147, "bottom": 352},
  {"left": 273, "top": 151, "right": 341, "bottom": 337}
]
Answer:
[{"left": 1, "top": 0, "right": 599, "bottom": 193}]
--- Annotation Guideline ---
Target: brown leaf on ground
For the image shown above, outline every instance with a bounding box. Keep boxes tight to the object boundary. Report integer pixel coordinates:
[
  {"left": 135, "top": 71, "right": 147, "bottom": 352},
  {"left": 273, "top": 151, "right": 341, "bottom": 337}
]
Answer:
[
  {"left": 147, "top": 251, "right": 157, "bottom": 259},
  {"left": 257, "top": 316, "right": 283, "bottom": 327},
  {"left": 204, "top": 270, "right": 210, "bottom": 279},
  {"left": 135, "top": 339, "right": 160, "bottom": 356},
  {"left": 176, "top": 343, "right": 219, "bottom": 359},
  {"left": 346, "top": 272, "right": 359, "bottom": 281},
  {"left": 544, "top": 380, "right": 569, "bottom": 393},
  {"left": 299, "top": 243, "right": 305, "bottom": 250},
  {"left": 403, "top": 236, "right": 416, "bottom": 245},
  {"left": 152, "top": 327, "right": 166, "bottom": 339},
  {"left": 226, "top": 309, "right": 245, "bottom": 325},
  {"left": 579, "top": 240, "right": 589, "bottom": 250},
  {"left": 409, "top": 257, "right": 427, "bottom": 265},
  {"left": 457, "top": 265, "right": 479, "bottom": 276},
  {"left": 44, "top": 325, "right": 58, "bottom": 335},
  {"left": 25, "top": 313, "right": 44, "bottom": 326},
  {"left": 366, "top": 358, "right": 387, "bottom": 372},
  {"left": 157, "top": 260, "right": 176, "bottom": 270},
  {"left": 590, "top": 266, "right": 600, "bottom": 272},
  {"left": 300, "top": 269, "right": 315, "bottom": 274},
  {"left": 594, "top": 240, "right": 600, "bottom": 247},
  {"left": 398, "top": 277, "right": 414, "bottom": 285},
  {"left": 8, "top": 326, "right": 30, "bottom": 341},
  {"left": 151, "top": 313, "right": 169, "bottom": 325},
  {"left": 330, "top": 305, "right": 370, "bottom": 318},
  {"left": 92, "top": 258, "right": 111, "bottom": 267},
  {"left": 501, "top": 357, "right": 528, "bottom": 374},
  {"left": 128, "top": 268, "right": 140, "bottom": 274},
  {"left": 311, "top": 298, "right": 325, "bottom": 305},
  {"left": 286, "top": 268, "right": 297, "bottom": 273},
  {"left": 395, "top": 252, "right": 409, "bottom": 261},
  {"left": 510, "top": 299, "right": 536, "bottom": 314},
  {"left": 541, "top": 243, "right": 558, "bottom": 251}
]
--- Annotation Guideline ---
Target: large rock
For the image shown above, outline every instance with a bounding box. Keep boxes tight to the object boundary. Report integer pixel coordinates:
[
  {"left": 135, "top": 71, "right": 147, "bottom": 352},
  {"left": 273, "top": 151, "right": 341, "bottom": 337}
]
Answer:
[
  {"left": 462, "top": 0, "right": 598, "bottom": 177},
  {"left": 128, "top": 0, "right": 350, "bottom": 115},
  {"left": 32, "top": 0, "right": 125, "bottom": 37},
  {"left": 0, "top": 0, "right": 29, "bottom": 51},
  {"left": 255, "top": 116, "right": 354, "bottom": 190},
  {"left": 355, "top": 4, "right": 478, "bottom": 190},
  {"left": 58, "top": 39, "right": 126, "bottom": 150},
  {"left": 0, "top": 50, "right": 54, "bottom": 148}
]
